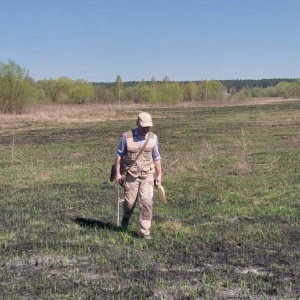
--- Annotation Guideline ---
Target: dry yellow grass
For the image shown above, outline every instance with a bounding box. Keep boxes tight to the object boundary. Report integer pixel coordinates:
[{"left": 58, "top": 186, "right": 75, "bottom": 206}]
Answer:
[
  {"left": 0, "top": 98, "right": 298, "bottom": 128},
  {"left": 0, "top": 103, "right": 123, "bottom": 125},
  {"left": 0, "top": 103, "right": 149, "bottom": 133}
]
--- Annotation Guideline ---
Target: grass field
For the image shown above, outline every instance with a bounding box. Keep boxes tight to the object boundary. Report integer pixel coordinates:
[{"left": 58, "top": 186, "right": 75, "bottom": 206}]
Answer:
[{"left": 0, "top": 100, "right": 299, "bottom": 299}]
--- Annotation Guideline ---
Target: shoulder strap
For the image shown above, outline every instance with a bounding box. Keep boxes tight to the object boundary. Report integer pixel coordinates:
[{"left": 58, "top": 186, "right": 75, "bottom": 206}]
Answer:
[{"left": 135, "top": 132, "right": 151, "bottom": 160}]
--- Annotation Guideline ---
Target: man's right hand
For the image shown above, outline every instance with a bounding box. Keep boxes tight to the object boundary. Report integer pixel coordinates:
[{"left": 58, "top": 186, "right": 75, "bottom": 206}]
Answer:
[
  {"left": 115, "top": 173, "right": 122, "bottom": 183},
  {"left": 116, "top": 173, "right": 126, "bottom": 187}
]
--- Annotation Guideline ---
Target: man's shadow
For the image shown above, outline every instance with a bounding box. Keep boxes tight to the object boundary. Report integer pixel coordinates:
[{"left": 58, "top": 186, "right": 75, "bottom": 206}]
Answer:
[{"left": 72, "top": 216, "right": 140, "bottom": 238}]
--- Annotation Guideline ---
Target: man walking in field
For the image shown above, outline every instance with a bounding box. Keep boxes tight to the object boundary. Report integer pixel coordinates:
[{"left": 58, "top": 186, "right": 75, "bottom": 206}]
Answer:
[{"left": 114, "top": 112, "right": 162, "bottom": 240}]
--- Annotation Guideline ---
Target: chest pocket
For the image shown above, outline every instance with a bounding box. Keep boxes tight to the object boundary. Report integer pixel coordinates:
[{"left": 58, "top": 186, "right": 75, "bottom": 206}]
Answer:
[
  {"left": 142, "top": 150, "right": 152, "bottom": 162},
  {"left": 127, "top": 150, "right": 138, "bottom": 161}
]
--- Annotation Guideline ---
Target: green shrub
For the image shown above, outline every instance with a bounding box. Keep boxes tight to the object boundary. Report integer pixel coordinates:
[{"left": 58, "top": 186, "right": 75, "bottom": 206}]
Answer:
[{"left": 0, "top": 60, "right": 32, "bottom": 114}]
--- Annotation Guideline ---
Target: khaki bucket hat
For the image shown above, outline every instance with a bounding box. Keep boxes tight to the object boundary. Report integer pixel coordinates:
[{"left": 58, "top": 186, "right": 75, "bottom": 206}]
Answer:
[{"left": 138, "top": 112, "right": 153, "bottom": 127}]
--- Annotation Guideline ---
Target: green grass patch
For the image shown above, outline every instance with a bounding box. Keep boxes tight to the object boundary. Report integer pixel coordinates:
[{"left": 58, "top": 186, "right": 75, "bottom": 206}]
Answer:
[{"left": 1, "top": 101, "right": 300, "bottom": 299}]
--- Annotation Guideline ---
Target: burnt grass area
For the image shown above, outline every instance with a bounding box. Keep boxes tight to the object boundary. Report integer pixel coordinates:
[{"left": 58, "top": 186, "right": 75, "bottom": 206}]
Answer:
[
  {"left": 1, "top": 102, "right": 300, "bottom": 299},
  {"left": 1, "top": 223, "right": 299, "bottom": 299}
]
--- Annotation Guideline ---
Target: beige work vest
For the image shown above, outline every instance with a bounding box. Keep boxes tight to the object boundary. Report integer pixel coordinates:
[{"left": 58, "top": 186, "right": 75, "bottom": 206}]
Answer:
[{"left": 122, "top": 130, "right": 155, "bottom": 178}]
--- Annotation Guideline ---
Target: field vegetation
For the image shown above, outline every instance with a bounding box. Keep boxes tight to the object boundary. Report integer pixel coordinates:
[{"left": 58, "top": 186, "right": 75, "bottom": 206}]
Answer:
[
  {"left": 0, "top": 99, "right": 299, "bottom": 299},
  {"left": 1, "top": 59, "right": 300, "bottom": 114}
]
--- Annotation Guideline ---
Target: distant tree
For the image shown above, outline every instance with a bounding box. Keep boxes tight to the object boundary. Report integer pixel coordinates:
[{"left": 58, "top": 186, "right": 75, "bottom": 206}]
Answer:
[
  {"left": 208, "top": 81, "right": 224, "bottom": 100},
  {"left": 221, "top": 78, "right": 296, "bottom": 95},
  {"left": 275, "top": 81, "right": 290, "bottom": 98},
  {"left": 162, "top": 76, "right": 170, "bottom": 87},
  {"left": 151, "top": 76, "right": 156, "bottom": 89},
  {"left": 37, "top": 79, "right": 60, "bottom": 102},
  {"left": 57, "top": 77, "right": 73, "bottom": 99},
  {"left": 114, "top": 75, "right": 124, "bottom": 104},
  {"left": 94, "top": 85, "right": 115, "bottom": 103},
  {"left": 198, "top": 81, "right": 224, "bottom": 101},
  {"left": 261, "top": 86, "right": 277, "bottom": 97},
  {"left": 34, "top": 88, "right": 47, "bottom": 103},
  {"left": 0, "top": 60, "right": 33, "bottom": 114},
  {"left": 122, "top": 86, "right": 137, "bottom": 102},
  {"left": 286, "top": 80, "right": 300, "bottom": 98},
  {"left": 184, "top": 82, "right": 198, "bottom": 101},
  {"left": 157, "top": 81, "right": 180, "bottom": 104},
  {"left": 250, "top": 87, "right": 263, "bottom": 98},
  {"left": 134, "top": 82, "right": 152, "bottom": 103},
  {"left": 178, "top": 82, "right": 185, "bottom": 102},
  {"left": 68, "top": 80, "right": 95, "bottom": 104},
  {"left": 38, "top": 77, "right": 72, "bottom": 102},
  {"left": 232, "top": 88, "right": 252, "bottom": 100}
]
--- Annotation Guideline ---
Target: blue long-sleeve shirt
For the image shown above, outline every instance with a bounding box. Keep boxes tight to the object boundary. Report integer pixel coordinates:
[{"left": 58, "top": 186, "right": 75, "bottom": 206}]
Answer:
[{"left": 116, "top": 128, "right": 161, "bottom": 161}]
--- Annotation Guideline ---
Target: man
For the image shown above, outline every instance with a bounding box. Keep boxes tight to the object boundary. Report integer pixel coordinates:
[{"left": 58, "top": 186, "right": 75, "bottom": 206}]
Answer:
[{"left": 114, "top": 112, "right": 162, "bottom": 240}]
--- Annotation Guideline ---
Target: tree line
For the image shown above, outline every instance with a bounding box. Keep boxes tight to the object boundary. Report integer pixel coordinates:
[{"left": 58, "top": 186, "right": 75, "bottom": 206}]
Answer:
[{"left": 1, "top": 59, "right": 300, "bottom": 114}]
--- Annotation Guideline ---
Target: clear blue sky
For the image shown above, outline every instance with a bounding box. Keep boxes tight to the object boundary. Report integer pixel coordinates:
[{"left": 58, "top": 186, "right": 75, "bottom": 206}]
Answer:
[{"left": 1, "top": 0, "right": 300, "bottom": 82}]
